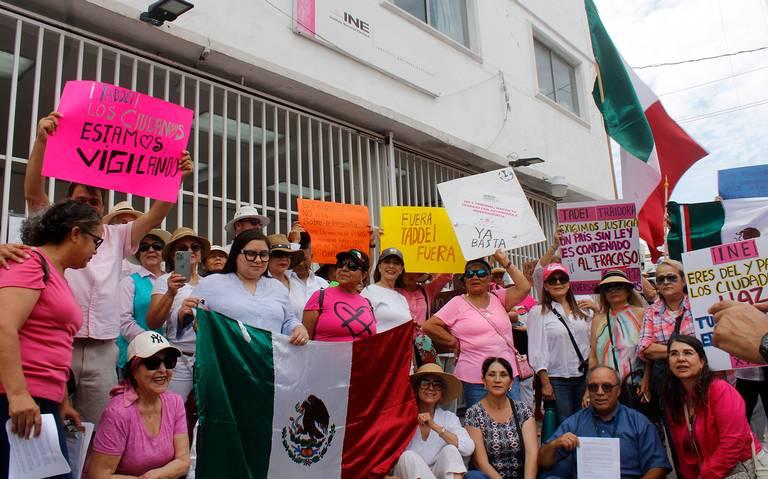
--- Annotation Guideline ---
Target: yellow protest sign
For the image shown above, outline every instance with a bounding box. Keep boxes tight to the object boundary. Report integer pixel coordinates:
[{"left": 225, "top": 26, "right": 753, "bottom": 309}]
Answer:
[{"left": 380, "top": 206, "right": 466, "bottom": 273}]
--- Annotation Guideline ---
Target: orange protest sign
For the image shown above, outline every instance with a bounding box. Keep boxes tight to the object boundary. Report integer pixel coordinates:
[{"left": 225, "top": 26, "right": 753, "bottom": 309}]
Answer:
[{"left": 298, "top": 198, "right": 370, "bottom": 264}]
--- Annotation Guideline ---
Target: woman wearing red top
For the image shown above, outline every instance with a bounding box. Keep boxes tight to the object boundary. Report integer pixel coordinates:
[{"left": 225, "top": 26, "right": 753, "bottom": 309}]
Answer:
[
  {"left": 663, "top": 335, "right": 768, "bottom": 479},
  {"left": 0, "top": 200, "right": 103, "bottom": 478}
]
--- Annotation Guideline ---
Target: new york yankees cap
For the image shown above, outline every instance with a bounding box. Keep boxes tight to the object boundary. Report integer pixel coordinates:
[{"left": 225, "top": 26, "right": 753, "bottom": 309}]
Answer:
[{"left": 127, "top": 331, "right": 181, "bottom": 362}]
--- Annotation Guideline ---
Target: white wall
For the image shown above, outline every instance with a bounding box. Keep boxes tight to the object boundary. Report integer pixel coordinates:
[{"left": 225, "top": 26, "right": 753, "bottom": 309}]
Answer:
[{"left": 80, "top": 0, "right": 613, "bottom": 199}]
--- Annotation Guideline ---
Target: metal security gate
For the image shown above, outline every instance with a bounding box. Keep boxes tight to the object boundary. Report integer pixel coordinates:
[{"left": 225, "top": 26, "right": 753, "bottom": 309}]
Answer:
[{"left": 0, "top": 3, "right": 555, "bottom": 262}]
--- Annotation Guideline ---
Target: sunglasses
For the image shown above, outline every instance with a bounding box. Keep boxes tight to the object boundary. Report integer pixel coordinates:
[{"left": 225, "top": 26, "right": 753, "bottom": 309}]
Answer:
[
  {"left": 141, "top": 354, "right": 177, "bottom": 370},
  {"left": 545, "top": 275, "right": 569, "bottom": 285},
  {"left": 139, "top": 241, "right": 164, "bottom": 252},
  {"left": 337, "top": 260, "right": 363, "bottom": 272},
  {"left": 84, "top": 230, "right": 104, "bottom": 250},
  {"left": 419, "top": 379, "right": 445, "bottom": 390},
  {"left": 175, "top": 243, "right": 202, "bottom": 252},
  {"left": 236, "top": 219, "right": 261, "bottom": 227},
  {"left": 602, "top": 283, "right": 628, "bottom": 293},
  {"left": 587, "top": 382, "right": 618, "bottom": 393},
  {"left": 241, "top": 249, "right": 271, "bottom": 262},
  {"left": 270, "top": 251, "right": 293, "bottom": 259},
  {"left": 656, "top": 274, "right": 680, "bottom": 285},
  {"left": 465, "top": 268, "right": 489, "bottom": 279}
]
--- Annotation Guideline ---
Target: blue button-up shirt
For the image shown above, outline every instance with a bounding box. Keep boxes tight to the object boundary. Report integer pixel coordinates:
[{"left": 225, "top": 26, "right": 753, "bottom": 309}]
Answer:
[{"left": 542, "top": 404, "right": 671, "bottom": 479}]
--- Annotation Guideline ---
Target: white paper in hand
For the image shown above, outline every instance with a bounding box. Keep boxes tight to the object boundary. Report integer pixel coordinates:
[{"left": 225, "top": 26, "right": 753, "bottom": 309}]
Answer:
[
  {"left": 5, "top": 414, "right": 71, "bottom": 479},
  {"left": 65, "top": 421, "right": 94, "bottom": 479},
  {"left": 576, "top": 436, "right": 620, "bottom": 479},
  {"left": 437, "top": 168, "right": 546, "bottom": 259}
]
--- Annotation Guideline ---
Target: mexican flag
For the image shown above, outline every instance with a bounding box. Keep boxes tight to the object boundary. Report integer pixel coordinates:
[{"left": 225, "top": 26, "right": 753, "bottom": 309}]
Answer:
[
  {"left": 193, "top": 309, "right": 417, "bottom": 479},
  {"left": 667, "top": 198, "right": 768, "bottom": 260},
  {"left": 585, "top": 0, "right": 708, "bottom": 261}
]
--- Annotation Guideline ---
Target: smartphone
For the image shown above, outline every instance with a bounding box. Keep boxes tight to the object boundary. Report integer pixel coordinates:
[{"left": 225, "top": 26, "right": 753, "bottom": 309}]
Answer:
[{"left": 175, "top": 250, "right": 192, "bottom": 282}]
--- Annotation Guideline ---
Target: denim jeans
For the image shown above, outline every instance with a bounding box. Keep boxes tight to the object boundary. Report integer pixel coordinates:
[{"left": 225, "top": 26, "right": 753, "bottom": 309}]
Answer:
[
  {"left": 0, "top": 394, "right": 72, "bottom": 479},
  {"left": 549, "top": 375, "right": 586, "bottom": 425},
  {"left": 462, "top": 378, "right": 520, "bottom": 409},
  {"left": 465, "top": 470, "right": 491, "bottom": 479}
]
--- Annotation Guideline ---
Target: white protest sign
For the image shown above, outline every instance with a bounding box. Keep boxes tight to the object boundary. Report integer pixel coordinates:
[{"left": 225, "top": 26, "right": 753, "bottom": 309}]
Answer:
[
  {"left": 681, "top": 237, "right": 768, "bottom": 371},
  {"left": 437, "top": 168, "right": 546, "bottom": 259},
  {"left": 557, "top": 200, "right": 642, "bottom": 295}
]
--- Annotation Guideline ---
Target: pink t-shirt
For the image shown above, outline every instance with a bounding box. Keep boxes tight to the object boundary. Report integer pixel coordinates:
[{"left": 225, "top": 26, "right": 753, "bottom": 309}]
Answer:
[
  {"left": 66, "top": 222, "right": 135, "bottom": 340},
  {"left": 398, "top": 273, "right": 452, "bottom": 327},
  {"left": 434, "top": 289, "right": 519, "bottom": 383},
  {"left": 92, "top": 390, "right": 187, "bottom": 476},
  {"left": 0, "top": 249, "right": 81, "bottom": 402},
  {"left": 305, "top": 287, "right": 376, "bottom": 341}
]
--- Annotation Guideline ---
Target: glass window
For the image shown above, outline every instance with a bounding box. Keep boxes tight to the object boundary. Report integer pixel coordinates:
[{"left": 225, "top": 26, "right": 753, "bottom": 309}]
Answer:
[
  {"left": 533, "top": 39, "right": 579, "bottom": 115},
  {"left": 393, "top": 0, "right": 470, "bottom": 47}
]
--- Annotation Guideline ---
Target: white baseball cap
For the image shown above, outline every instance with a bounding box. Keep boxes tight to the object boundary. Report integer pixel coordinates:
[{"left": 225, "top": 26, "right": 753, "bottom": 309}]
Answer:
[
  {"left": 127, "top": 331, "right": 181, "bottom": 362},
  {"left": 224, "top": 206, "right": 271, "bottom": 236}
]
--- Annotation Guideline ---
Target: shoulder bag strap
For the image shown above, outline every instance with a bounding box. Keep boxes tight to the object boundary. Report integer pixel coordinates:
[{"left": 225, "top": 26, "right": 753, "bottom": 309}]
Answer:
[
  {"left": 318, "top": 288, "right": 326, "bottom": 313},
  {"left": 605, "top": 313, "right": 621, "bottom": 372},
  {"left": 462, "top": 295, "right": 515, "bottom": 351},
  {"left": 552, "top": 308, "right": 586, "bottom": 365},
  {"left": 31, "top": 249, "right": 50, "bottom": 284},
  {"left": 684, "top": 404, "right": 702, "bottom": 464},
  {"left": 508, "top": 398, "right": 524, "bottom": 458},
  {"left": 418, "top": 284, "right": 429, "bottom": 321}
]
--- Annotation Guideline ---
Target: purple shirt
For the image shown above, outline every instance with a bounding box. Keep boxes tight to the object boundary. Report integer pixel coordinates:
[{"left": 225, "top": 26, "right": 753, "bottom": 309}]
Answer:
[
  {"left": 65, "top": 223, "right": 135, "bottom": 339},
  {"left": 92, "top": 389, "right": 187, "bottom": 476}
]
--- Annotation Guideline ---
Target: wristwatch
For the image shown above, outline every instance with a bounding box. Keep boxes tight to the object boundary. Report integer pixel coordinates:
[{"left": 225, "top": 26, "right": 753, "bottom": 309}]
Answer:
[{"left": 760, "top": 333, "right": 768, "bottom": 363}]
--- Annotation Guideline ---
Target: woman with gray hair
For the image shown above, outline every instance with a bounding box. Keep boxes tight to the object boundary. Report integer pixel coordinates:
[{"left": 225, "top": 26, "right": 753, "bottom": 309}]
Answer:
[{"left": 637, "top": 259, "right": 694, "bottom": 425}]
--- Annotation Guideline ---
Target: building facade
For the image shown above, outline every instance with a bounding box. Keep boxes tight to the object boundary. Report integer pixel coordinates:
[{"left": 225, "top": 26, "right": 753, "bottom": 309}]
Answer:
[{"left": 0, "top": 0, "right": 613, "bottom": 264}]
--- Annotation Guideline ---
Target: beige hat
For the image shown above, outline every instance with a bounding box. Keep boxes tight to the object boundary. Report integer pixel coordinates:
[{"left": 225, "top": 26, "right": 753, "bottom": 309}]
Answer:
[
  {"left": 410, "top": 363, "right": 462, "bottom": 405},
  {"left": 103, "top": 201, "right": 143, "bottom": 224},
  {"left": 267, "top": 234, "right": 304, "bottom": 268},
  {"left": 203, "top": 245, "right": 229, "bottom": 260},
  {"left": 594, "top": 269, "right": 635, "bottom": 294},
  {"left": 162, "top": 227, "right": 211, "bottom": 263},
  {"left": 129, "top": 229, "right": 172, "bottom": 265},
  {"left": 225, "top": 206, "right": 270, "bottom": 236},
  {"left": 127, "top": 331, "right": 180, "bottom": 362}
]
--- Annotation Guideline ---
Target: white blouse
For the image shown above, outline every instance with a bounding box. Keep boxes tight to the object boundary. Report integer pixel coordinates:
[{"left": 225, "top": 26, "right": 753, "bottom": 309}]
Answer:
[
  {"left": 527, "top": 301, "right": 592, "bottom": 378},
  {"left": 404, "top": 407, "right": 475, "bottom": 466}
]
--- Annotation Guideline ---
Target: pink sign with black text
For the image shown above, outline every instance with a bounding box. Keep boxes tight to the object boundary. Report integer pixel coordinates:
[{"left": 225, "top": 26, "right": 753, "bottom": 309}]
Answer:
[{"left": 42, "top": 81, "right": 193, "bottom": 202}]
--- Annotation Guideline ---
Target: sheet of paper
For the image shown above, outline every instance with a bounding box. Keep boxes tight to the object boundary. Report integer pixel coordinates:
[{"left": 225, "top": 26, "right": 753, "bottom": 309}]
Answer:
[
  {"left": 65, "top": 422, "right": 94, "bottom": 479},
  {"left": 576, "top": 436, "right": 620, "bottom": 479},
  {"left": 5, "top": 414, "right": 71, "bottom": 479}
]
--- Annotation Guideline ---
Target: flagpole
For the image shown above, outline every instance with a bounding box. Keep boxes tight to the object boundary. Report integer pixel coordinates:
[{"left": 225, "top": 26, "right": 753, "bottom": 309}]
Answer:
[
  {"left": 663, "top": 175, "right": 670, "bottom": 259},
  {"left": 595, "top": 62, "right": 619, "bottom": 199}
]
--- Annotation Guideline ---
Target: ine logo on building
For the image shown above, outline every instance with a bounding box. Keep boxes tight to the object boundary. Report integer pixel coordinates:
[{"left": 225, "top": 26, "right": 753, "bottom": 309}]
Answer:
[{"left": 330, "top": 9, "right": 371, "bottom": 37}]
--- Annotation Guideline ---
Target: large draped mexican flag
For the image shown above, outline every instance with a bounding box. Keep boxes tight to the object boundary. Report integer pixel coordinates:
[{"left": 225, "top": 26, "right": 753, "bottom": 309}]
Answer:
[
  {"left": 193, "top": 309, "right": 417, "bottom": 479},
  {"left": 585, "top": 0, "right": 708, "bottom": 261}
]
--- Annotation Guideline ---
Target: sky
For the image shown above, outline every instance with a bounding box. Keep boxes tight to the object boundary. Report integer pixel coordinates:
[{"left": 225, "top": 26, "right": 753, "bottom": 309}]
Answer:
[{"left": 591, "top": 0, "right": 768, "bottom": 203}]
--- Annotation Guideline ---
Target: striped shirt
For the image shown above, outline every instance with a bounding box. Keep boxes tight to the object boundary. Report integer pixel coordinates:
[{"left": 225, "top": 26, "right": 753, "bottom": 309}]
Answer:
[{"left": 637, "top": 296, "right": 694, "bottom": 360}]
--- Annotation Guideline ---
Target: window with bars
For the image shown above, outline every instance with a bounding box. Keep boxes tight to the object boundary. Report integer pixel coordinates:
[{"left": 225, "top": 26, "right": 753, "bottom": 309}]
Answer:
[
  {"left": 533, "top": 38, "right": 580, "bottom": 115},
  {"left": 392, "top": 0, "right": 470, "bottom": 47}
]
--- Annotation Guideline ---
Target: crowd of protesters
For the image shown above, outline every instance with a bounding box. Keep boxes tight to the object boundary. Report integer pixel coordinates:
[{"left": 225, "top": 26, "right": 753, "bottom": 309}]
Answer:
[{"left": 1, "top": 112, "right": 768, "bottom": 479}]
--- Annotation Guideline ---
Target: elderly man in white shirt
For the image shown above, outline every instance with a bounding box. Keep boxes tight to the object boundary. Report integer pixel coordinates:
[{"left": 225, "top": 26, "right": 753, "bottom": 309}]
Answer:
[{"left": 285, "top": 228, "right": 329, "bottom": 318}]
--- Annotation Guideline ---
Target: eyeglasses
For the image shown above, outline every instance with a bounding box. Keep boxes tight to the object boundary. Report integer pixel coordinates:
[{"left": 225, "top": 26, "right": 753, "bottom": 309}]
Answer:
[
  {"left": 141, "top": 354, "right": 178, "bottom": 370},
  {"left": 545, "top": 275, "right": 569, "bottom": 285},
  {"left": 587, "top": 382, "right": 618, "bottom": 393},
  {"left": 337, "top": 260, "right": 363, "bottom": 272},
  {"left": 139, "top": 242, "right": 164, "bottom": 252},
  {"left": 465, "top": 268, "right": 489, "bottom": 279},
  {"left": 241, "top": 249, "right": 271, "bottom": 262},
  {"left": 236, "top": 219, "right": 261, "bottom": 227},
  {"left": 656, "top": 274, "right": 680, "bottom": 285},
  {"left": 419, "top": 379, "right": 445, "bottom": 390},
  {"left": 175, "top": 243, "right": 202, "bottom": 252},
  {"left": 83, "top": 230, "right": 104, "bottom": 250}
]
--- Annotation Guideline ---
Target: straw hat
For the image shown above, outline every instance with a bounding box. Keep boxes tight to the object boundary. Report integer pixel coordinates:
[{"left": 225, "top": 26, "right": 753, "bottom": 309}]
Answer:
[
  {"left": 224, "top": 206, "right": 270, "bottom": 236},
  {"left": 594, "top": 269, "right": 634, "bottom": 294},
  {"left": 103, "top": 201, "right": 143, "bottom": 224},
  {"left": 162, "top": 227, "right": 211, "bottom": 263},
  {"left": 129, "top": 228, "right": 172, "bottom": 265},
  {"left": 267, "top": 234, "right": 304, "bottom": 269},
  {"left": 410, "top": 363, "right": 462, "bottom": 405}
]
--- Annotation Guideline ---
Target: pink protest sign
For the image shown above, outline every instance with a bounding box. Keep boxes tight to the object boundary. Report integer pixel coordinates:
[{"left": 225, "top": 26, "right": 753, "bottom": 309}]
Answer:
[{"left": 42, "top": 81, "right": 193, "bottom": 202}]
